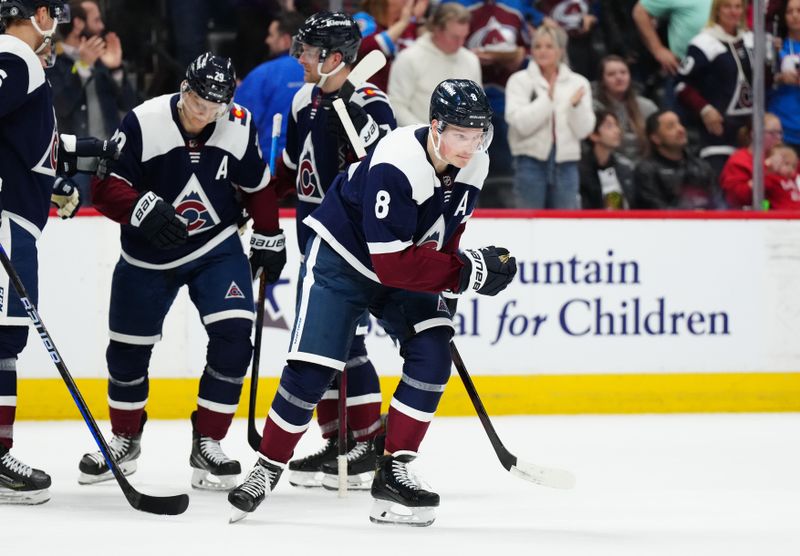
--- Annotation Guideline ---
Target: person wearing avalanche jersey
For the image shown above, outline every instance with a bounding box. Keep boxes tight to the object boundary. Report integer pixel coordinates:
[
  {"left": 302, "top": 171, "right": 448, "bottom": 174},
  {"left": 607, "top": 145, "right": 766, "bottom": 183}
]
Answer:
[
  {"left": 0, "top": 0, "right": 76, "bottom": 506},
  {"left": 454, "top": 0, "right": 541, "bottom": 196},
  {"left": 228, "top": 80, "right": 517, "bottom": 527},
  {"left": 272, "top": 11, "right": 396, "bottom": 492},
  {"left": 81, "top": 53, "right": 286, "bottom": 492}
]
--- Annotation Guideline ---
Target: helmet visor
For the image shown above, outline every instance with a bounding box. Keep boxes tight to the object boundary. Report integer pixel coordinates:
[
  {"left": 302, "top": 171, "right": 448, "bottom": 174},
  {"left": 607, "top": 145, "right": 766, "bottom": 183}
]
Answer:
[
  {"left": 439, "top": 123, "right": 494, "bottom": 154},
  {"left": 290, "top": 38, "right": 321, "bottom": 63},
  {"left": 180, "top": 85, "right": 230, "bottom": 122}
]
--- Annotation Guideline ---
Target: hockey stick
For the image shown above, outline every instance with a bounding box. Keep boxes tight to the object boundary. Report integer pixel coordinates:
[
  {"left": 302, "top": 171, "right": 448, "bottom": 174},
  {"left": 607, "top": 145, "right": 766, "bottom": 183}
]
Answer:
[
  {"left": 247, "top": 112, "right": 283, "bottom": 452},
  {"left": 449, "top": 341, "right": 576, "bottom": 489},
  {"left": 0, "top": 245, "right": 190, "bottom": 515},
  {"left": 330, "top": 51, "right": 386, "bottom": 497}
]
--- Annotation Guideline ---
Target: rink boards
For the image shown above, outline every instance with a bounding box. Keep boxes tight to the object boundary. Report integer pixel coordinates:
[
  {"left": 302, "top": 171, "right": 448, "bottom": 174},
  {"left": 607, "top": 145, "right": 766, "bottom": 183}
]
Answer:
[{"left": 14, "top": 210, "right": 800, "bottom": 419}]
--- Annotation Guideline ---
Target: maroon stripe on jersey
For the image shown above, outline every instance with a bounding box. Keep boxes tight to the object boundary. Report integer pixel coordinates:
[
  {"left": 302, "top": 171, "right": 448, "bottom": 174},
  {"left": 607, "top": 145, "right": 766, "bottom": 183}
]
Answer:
[
  {"left": 91, "top": 175, "right": 140, "bottom": 224},
  {"left": 385, "top": 406, "right": 431, "bottom": 454},
  {"left": 371, "top": 247, "right": 463, "bottom": 294},
  {"left": 195, "top": 406, "right": 234, "bottom": 440},
  {"left": 109, "top": 407, "right": 145, "bottom": 437},
  {"left": 260, "top": 417, "right": 304, "bottom": 464},
  {"left": 243, "top": 180, "right": 280, "bottom": 232}
]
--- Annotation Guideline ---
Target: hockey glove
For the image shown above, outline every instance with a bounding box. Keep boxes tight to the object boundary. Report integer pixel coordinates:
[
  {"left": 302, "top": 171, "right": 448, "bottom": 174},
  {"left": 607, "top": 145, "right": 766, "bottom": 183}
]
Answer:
[
  {"left": 51, "top": 176, "right": 81, "bottom": 219},
  {"left": 324, "top": 99, "right": 381, "bottom": 150},
  {"left": 58, "top": 134, "right": 121, "bottom": 177},
  {"left": 249, "top": 230, "right": 286, "bottom": 284},
  {"left": 457, "top": 246, "right": 517, "bottom": 296},
  {"left": 130, "top": 191, "right": 188, "bottom": 249}
]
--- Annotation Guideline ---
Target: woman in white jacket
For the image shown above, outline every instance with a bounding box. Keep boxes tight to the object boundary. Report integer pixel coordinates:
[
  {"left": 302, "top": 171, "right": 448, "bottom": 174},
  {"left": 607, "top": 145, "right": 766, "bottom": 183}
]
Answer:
[{"left": 505, "top": 25, "right": 595, "bottom": 208}]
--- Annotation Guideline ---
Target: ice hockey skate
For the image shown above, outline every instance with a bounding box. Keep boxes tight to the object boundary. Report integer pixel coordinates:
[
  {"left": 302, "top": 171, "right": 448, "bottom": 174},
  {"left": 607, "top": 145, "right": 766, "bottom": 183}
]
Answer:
[
  {"left": 189, "top": 411, "right": 240, "bottom": 490},
  {"left": 369, "top": 451, "right": 439, "bottom": 527},
  {"left": 78, "top": 413, "right": 146, "bottom": 485},
  {"left": 287, "top": 434, "right": 352, "bottom": 488},
  {"left": 0, "top": 445, "right": 51, "bottom": 505},
  {"left": 320, "top": 437, "right": 378, "bottom": 490},
  {"left": 228, "top": 457, "right": 283, "bottom": 523}
]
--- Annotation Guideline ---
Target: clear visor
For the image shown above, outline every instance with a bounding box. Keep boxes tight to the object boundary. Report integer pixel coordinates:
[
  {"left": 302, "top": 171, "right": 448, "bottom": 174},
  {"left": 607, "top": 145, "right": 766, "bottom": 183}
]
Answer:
[
  {"left": 290, "top": 38, "right": 321, "bottom": 63},
  {"left": 179, "top": 83, "right": 230, "bottom": 121},
  {"left": 438, "top": 123, "right": 494, "bottom": 154}
]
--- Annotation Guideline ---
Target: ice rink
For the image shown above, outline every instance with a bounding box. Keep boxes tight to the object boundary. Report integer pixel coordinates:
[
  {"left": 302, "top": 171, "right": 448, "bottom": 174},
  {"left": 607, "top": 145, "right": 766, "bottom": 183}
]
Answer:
[{"left": 2, "top": 413, "right": 799, "bottom": 555}]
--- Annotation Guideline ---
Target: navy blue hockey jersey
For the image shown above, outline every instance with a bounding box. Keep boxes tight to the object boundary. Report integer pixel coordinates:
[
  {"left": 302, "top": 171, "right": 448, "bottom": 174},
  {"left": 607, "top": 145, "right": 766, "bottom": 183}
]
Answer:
[
  {"left": 305, "top": 125, "right": 488, "bottom": 293},
  {"left": 0, "top": 34, "right": 59, "bottom": 235},
  {"left": 283, "top": 82, "right": 395, "bottom": 253},
  {"left": 98, "top": 94, "right": 269, "bottom": 268}
]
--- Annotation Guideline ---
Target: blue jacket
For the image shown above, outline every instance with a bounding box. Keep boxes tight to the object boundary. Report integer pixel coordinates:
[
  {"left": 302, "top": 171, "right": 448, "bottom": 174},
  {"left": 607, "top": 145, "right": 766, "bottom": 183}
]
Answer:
[{"left": 235, "top": 53, "right": 304, "bottom": 155}]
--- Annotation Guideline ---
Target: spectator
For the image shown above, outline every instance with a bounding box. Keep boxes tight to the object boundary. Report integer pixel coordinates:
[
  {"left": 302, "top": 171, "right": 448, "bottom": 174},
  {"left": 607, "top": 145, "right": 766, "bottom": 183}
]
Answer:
[
  {"left": 676, "top": 0, "right": 758, "bottom": 178},
  {"left": 719, "top": 113, "right": 800, "bottom": 208},
  {"left": 769, "top": 0, "right": 800, "bottom": 153},
  {"left": 536, "top": 0, "right": 601, "bottom": 80},
  {"left": 354, "top": 0, "right": 428, "bottom": 91},
  {"left": 388, "top": 2, "right": 481, "bottom": 126},
  {"left": 633, "top": 110, "right": 721, "bottom": 209},
  {"left": 48, "top": 0, "right": 138, "bottom": 139},
  {"left": 505, "top": 25, "right": 595, "bottom": 209},
  {"left": 47, "top": 0, "right": 138, "bottom": 205},
  {"left": 457, "top": 0, "right": 538, "bottom": 206},
  {"left": 632, "top": 0, "right": 712, "bottom": 75},
  {"left": 235, "top": 11, "right": 306, "bottom": 155},
  {"left": 579, "top": 110, "right": 635, "bottom": 209},
  {"left": 593, "top": 55, "right": 658, "bottom": 164},
  {"left": 599, "top": 0, "right": 655, "bottom": 81}
]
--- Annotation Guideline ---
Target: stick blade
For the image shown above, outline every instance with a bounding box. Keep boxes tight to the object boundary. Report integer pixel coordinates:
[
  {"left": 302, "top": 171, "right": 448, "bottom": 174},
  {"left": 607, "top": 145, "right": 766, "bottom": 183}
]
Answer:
[
  {"left": 346, "top": 50, "right": 387, "bottom": 89},
  {"left": 125, "top": 486, "right": 190, "bottom": 515},
  {"left": 510, "top": 459, "right": 576, "bottom": 490}
]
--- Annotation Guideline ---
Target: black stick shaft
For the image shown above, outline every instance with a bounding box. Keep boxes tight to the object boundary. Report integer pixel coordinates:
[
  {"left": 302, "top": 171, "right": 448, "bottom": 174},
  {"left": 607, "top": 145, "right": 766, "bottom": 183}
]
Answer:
[{"left": 247, "top": 274, "right": 267, "bottom": 451}]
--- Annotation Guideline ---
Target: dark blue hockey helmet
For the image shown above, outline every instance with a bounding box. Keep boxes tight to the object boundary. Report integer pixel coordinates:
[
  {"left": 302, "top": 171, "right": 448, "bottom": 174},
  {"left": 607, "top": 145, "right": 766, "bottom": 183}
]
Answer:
[
  {"left": 290, "top": 11, "right": 361, "bottom": 64},
  {"left": 0, "top": 0, "right": 69, "bottom": 23},
  {"left": 429, "top": 79, "right": 493, "bottom": 131},
  {"left": 185, "top": 52, "right": 237, "bottom": 105}
]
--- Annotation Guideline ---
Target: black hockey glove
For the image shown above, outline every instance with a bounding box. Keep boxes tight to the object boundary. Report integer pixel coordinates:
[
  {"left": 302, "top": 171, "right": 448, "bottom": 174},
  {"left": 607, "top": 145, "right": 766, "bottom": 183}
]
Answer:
[
  {"left": 457, "top": 246, "right": 517, "bottom": 296},
  {"left": 130, "top": 191, "right": 188, "bottom": 250},
  {"left": 249, "top": 230, "right": 287, "bottom": 284},
  {"left": 58, "top": 134, "right": 121, "bottom": 177},
  {"left": 51, "top": 176, "right": 81, "bottom": 219},
  {"left": 324, "top": 99, "right": 381, "bottom": 150}
]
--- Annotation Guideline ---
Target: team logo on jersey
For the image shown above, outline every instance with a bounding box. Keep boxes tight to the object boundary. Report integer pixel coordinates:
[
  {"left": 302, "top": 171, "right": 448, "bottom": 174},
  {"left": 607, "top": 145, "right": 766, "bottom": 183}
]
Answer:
[
  {"left": 416, "top": 215, "right": 445, "bottom": 250},
  {"left": 32, "top": 123, "right": 59, "bottom": 177},
  {"left": 225, "top": 281, "right": 245, "bottom": 299},
  {"left": 173, "top": 174, "right": 221, "bottom": 235},
  {"left": 437, "top": 296, "right": 449, "bottom": 314},
  {"left": 297, "top": 134, "right": 323, "bottom": 204},
  {"left": 466, "top": 15, "right": 518, "bottom": 51}
]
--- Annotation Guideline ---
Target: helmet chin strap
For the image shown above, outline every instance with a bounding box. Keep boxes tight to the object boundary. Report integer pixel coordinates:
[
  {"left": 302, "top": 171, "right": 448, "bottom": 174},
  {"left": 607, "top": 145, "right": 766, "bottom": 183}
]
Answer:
[
  {"left": 30, "top": 15, "right": 57, "bottom": 54},
  {"left": 430, "top": 123, "right": 449, "bottom": 164},
  {"left": 316, "top": 60, "right": 345, "bottom": 89}
]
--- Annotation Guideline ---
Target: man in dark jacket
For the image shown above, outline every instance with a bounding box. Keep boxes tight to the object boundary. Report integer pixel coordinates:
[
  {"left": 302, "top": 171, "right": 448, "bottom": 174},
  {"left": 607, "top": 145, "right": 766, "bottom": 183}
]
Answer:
[{"left": 633, "top": 110, "right": 722, "bottom": 209}]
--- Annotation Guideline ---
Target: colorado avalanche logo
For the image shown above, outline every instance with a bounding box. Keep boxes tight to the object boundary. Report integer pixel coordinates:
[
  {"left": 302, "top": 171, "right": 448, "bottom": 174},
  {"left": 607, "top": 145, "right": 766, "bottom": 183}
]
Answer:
[
  {"left": 32, "top": 122, "right": 59, "bottom": 177},
  {"left": 466, "top": 15, "right": 518, "bottom": 52},
  {"left": 297, "top": 135, "right": 323, "bottom": 204},
  {"left": 416, "top": 216, "right": 445, "bottom": 251},
  {"left": 173, "top": 174, "right": 221, "bottom": 235}
]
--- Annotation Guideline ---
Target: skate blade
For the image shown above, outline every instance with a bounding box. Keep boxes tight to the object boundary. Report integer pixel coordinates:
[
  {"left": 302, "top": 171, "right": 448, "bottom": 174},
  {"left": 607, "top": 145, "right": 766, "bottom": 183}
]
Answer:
[
  {"left": 321, "top": 471, "right": 373, "bottom": 491},
  {"left": 229, "top": 505, "right": 250, "bottom": 524},
  {"left": 78, "top": 460, "right": 137, "bottom": 485},
  {"left": 287, "top": 470, "right": 324, "bottom": 488},
  {"left": 368, "top": 499, "right": 436, "bottom": 527},
  {"left": 0, "top": 487, "right": 50, "bottom": 505},
  {"left": 191, "top": 468, "right": 238, "bottom": 491}
]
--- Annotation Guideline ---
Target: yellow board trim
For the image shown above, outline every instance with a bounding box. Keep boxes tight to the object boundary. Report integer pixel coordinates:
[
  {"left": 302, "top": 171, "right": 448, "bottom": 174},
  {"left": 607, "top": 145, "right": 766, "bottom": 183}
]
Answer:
[{"left": 15, "top": 373, "right": 800, "bottom": 420}]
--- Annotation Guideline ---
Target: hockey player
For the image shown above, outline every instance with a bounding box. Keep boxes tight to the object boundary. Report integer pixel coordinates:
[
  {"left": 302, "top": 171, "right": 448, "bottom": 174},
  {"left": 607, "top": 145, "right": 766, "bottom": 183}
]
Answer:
[
  {"left": 273, "top": 11, "right": 396, "bottom": 491},
  {"left": 0, "top": 0, "right": 96, "bottom": 505},
  {"left": 229, "top": 79, "right": 517, "bottom": 526},
  {"left": 80, "top": 52, "right": 286, "bottom": 491}
]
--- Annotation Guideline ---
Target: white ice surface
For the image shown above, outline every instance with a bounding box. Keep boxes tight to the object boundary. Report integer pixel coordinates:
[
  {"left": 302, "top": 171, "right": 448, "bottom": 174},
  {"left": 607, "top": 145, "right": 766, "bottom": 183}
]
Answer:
[{"left": 2, "top": 414, "right": 799, "bottom": 556}]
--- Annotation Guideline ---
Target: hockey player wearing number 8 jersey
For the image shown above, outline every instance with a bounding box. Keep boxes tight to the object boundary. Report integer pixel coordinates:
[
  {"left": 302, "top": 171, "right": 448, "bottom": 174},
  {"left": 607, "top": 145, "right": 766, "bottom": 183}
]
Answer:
[
  {"left": 269, "top": 11, "right": 396, "bottom": 490},
  {"left": 80, "top": 52, "right": 286, "bottom": 491},
  {"left": 229, "top": 79, "right": 518, "bottom": 526}
]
